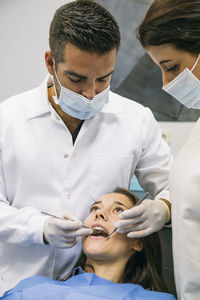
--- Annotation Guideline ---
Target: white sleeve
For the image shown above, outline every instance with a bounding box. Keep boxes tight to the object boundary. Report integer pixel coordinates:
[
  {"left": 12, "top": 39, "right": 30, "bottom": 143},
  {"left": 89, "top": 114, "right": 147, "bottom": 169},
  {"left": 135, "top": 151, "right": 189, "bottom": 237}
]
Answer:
[
  {"left": 0, "top": 109, "right": 49, "bottom": 246},
  {"left": 170, "top": 120, "right": 200, "bottom": 299},
  {"left": 135, "top": 108, "right": 173, "bottom": 202}
]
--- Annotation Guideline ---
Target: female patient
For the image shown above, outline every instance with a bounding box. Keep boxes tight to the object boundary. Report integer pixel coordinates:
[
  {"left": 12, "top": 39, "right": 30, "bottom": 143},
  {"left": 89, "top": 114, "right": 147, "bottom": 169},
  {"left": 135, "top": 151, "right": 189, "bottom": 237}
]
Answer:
[{"left": 1, "top": 188, "right": 175, "bottom": 300}]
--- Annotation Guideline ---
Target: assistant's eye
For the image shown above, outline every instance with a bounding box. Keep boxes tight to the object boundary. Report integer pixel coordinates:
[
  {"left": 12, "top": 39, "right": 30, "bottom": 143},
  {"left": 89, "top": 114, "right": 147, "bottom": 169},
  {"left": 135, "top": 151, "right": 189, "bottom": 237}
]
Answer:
[
  {"left": 90, "top": 205, "right": 100, "bottom": 213},
  {"left": 113, "top": 206, "right": 124, "bottom": 214},
  {"left": 165, "top": 64, "right": 179, "bottom": 73}
]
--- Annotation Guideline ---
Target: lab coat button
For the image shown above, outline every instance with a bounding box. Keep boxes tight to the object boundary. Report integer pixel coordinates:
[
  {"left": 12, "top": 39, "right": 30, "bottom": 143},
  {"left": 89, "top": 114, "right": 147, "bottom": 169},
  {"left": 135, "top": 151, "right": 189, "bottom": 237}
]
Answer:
[
  {"left": 64, "top": 154, "right": 68, "bottom": 159},
  {"left": 67, "top": 194, "right": 71, "bottom": 200},
  {"left": 56, "top": 116, "right": 60, "bottom": 121}
]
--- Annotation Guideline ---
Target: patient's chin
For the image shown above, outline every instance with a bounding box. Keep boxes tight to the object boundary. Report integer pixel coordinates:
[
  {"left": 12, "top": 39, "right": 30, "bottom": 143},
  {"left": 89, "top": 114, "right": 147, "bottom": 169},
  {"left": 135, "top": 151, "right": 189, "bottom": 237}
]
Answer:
[
  {"left": 83, "top": 243, "right": 105, "bottom": 260},
  {"left": 84, "top": 249, "right": 105, "bottom": 261}
]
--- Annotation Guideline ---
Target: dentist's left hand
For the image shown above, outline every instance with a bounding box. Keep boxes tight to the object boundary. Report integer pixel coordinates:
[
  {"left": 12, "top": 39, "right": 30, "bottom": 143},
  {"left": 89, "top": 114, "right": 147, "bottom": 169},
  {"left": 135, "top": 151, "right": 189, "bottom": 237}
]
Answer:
[
  {"left": 114, "top": 199, "right": 170, "bottom": 238},
  {"left": 43, "top": 212, "right": 93, "bottom": 248}
]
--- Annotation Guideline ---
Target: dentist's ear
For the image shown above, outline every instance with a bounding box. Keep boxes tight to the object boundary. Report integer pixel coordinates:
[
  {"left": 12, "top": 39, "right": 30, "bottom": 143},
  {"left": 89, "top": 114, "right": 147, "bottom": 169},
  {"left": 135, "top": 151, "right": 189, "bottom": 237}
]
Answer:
[
  {"left": 45, "top": 51, "right": 54, "bottom": 75},
  {"left": 131, "top": 239, "right": 143, "bottom": 252}
]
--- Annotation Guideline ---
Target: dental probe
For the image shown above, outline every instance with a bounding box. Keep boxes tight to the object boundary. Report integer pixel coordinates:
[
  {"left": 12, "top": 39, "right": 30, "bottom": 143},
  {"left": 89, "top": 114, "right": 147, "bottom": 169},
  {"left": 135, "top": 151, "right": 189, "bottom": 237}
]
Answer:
[
  {"left": 107, "top": 192, "right": 150, "bottom": 238},
  {"left": 41, "top": 211, "right": 91, "bottom": 229}
]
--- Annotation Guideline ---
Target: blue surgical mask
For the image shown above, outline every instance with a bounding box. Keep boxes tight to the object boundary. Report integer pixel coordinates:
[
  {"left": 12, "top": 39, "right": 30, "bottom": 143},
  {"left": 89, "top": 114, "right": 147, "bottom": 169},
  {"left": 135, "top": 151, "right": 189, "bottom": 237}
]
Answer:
[
  {"left": 162, "top": 54, "right": 200, "bottom": 109},
  {"left": 52, "top": 68, "right": 110, "bottom": 120}
]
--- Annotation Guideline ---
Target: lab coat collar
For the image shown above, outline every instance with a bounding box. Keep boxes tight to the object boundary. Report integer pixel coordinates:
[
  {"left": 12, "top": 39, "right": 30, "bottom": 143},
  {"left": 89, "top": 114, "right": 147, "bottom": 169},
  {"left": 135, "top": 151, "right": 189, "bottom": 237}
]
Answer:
[
  {"left": 26, "top": 75, "right": 52, "bottom": 119},
  {"left": 26, "top": 76, "right": 124, "bottom": 119}
]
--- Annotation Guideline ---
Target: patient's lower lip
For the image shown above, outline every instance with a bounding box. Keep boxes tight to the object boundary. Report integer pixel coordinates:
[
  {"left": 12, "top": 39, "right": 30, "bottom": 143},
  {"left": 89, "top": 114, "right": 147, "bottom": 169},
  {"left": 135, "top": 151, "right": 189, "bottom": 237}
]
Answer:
[{"left": 88, "top": 235, "right": 107, "bottom": 240}]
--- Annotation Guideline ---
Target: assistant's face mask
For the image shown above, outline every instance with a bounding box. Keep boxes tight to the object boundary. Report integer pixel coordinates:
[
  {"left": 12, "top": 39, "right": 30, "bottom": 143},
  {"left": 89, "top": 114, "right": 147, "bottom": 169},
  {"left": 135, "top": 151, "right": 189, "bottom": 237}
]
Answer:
[
  {"left": 52, "top": 66, "right": 110, "bottom": 120},
  {"left": 162, "top": 54, "right": 200, "bottom": 109}
]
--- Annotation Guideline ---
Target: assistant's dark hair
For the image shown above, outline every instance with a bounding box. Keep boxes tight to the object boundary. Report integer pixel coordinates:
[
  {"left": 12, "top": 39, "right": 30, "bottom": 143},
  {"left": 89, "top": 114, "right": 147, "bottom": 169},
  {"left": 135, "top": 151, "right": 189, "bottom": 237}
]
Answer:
[
  {"left": 72, "top": 188, "right": 168, "bottom": 292},
  {"left": 49, "top": 0, "right": 120, "bottom": 63},
  {"left": 137, "top": 0, "right": 200, "bottom": 54}
]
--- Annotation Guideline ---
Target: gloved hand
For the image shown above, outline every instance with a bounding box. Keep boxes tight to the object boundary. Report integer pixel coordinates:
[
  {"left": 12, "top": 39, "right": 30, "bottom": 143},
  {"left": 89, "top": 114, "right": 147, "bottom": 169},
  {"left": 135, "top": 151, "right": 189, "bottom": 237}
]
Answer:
[
  {"left": 43, "top": 212, "right": 93, "bottom": 248},
  {"left": 114, "top": 199, "right": 170, "bottom": 238}
]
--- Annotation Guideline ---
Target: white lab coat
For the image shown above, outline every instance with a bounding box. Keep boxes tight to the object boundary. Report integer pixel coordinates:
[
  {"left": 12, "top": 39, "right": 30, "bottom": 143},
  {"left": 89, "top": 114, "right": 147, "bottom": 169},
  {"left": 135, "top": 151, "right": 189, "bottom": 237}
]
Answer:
[
  {"left": 170, "top": 118, "right": 200, "bottom": 300},
  {"left": 0, "top": 76, "right": 172, "bottom": 293}
]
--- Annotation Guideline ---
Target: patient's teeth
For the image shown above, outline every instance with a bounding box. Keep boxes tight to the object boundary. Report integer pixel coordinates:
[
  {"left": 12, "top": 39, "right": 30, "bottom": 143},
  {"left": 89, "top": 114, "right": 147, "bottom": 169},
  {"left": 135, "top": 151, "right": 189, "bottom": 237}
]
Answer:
[
  {"left": 92, "top": 226, "right": 108, "bottom": 237},
  {"left": 94, "top": 226, "right": 104, "bottom": 231}
]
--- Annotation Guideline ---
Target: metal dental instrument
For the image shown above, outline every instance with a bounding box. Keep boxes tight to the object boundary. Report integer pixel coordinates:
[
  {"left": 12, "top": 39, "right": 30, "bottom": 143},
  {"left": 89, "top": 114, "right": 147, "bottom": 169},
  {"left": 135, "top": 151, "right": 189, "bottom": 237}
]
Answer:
[
  {"left": 41, "top": 211, "right": 91, "bottom": 229},
  {"left": 134, "top": 192, "right": 150, "bottom": 207},
  {"left": 107, "top": 192, "right": 150, "bottom": 238}
]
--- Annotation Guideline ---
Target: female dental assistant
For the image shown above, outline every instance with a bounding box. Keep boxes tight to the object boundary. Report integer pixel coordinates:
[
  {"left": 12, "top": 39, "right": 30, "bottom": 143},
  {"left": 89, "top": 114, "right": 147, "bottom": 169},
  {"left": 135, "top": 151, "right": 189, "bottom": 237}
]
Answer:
[{"left": 137, "top": 1, "right": 200, "bottom": 299}]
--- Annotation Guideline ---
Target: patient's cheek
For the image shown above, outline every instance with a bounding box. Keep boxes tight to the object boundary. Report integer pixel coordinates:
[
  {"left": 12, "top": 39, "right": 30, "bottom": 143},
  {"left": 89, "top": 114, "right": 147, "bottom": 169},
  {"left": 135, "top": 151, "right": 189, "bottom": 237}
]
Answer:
[{"left": 83, "top": 215, "right": 91, "bottom": 226}]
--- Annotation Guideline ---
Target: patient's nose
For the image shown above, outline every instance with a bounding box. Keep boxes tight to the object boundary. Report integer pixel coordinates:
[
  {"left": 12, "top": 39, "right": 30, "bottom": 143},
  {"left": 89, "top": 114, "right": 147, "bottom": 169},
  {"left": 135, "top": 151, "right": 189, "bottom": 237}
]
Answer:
[{"left": 95, "top": 210, "right": 108, "bottom": 220}]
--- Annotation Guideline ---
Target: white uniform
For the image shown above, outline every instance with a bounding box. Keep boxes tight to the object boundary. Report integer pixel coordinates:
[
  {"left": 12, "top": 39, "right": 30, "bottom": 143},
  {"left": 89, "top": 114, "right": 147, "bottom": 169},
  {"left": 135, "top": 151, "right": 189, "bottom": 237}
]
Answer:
[
  {"left": 0, "top": 76, "right": 172, "bottom": 292},
  {"left": 170, "top": 118, "right": 200, "bottom": 300}
]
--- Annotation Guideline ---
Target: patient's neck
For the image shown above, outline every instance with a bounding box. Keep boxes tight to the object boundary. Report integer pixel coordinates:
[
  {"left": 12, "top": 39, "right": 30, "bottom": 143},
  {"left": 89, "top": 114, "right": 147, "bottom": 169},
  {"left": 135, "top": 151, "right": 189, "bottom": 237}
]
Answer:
[{"left": 85, "top": 258, "right": 128, "bottom": 283}]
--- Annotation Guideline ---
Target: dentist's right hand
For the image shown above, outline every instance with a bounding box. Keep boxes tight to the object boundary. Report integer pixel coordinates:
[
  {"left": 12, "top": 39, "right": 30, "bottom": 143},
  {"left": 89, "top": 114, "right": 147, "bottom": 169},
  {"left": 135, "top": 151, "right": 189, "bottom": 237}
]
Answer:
[{"left": 43, "top": 212, "right": 93, "bottom": 248}]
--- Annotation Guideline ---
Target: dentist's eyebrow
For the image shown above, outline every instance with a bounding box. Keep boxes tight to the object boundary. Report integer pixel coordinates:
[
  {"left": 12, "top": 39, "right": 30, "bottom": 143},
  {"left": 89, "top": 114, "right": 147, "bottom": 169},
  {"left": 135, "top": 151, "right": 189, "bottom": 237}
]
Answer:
[
  {"left": 64, "top": 71, "right": 87, "bottom": 79},
  {"left": 159, "top": 59, "right": 172, "bottom": 65},
  {"left": 97, "top": 70, "right": 114, "bottom": 80},
  {"left": 64, "top": 70, "right": 114, "bottom": 80},
  {"left": 113, "top": 201, "right": 129, "bottom": 208}
]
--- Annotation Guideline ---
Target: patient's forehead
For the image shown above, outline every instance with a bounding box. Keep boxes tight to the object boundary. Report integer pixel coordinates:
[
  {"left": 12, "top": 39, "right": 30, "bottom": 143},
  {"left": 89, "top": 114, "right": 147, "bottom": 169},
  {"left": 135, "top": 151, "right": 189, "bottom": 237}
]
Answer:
[{"left": 94, "top": 193, "right": 134, "bottom": 209}]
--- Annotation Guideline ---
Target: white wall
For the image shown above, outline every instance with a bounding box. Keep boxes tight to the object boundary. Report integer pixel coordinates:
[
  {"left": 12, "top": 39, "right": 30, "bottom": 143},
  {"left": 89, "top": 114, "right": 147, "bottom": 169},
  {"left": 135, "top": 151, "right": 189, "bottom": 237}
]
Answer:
[{"left": 0, "top": 0, "right": 70, "bottom": 101}]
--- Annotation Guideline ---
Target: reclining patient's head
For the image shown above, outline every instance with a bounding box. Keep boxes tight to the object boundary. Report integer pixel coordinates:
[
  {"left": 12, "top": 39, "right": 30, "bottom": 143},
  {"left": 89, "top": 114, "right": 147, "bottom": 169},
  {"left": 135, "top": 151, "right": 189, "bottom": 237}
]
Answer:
[
  {"left": 83, "top": 189, "right": 143, "bottom": 264},
  {"left": 77, "top": 188, "right": 167, "bottom": 292}
]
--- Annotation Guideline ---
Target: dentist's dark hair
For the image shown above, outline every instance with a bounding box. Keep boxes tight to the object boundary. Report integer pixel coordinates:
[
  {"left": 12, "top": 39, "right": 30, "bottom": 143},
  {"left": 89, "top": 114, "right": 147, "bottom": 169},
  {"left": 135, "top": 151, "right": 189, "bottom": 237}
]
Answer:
[
  {"left": 71, "top": 188, "right": 168, "bottom": 292},
  {"left": 49, "top": 0, "right": 120, "bottom": 64},
  {"left": 137, "top": 0, "right": 200, "bottom": 55}
]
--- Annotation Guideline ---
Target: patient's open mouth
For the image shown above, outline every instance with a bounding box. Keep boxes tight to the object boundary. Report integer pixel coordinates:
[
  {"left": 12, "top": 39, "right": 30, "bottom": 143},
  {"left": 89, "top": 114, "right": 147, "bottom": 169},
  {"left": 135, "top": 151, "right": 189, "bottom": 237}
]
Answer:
[{"left": 91, "top": 226, "right": 109, "bottom": 238}]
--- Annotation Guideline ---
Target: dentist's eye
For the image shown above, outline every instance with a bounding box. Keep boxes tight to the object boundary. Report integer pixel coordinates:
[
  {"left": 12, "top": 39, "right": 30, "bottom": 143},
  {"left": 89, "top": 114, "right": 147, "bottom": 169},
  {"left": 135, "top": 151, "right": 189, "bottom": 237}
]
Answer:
[
  {"left": 97, "top": 77, "right": 109, "bottom": 83},
  {"left": 69, "top": 77, "right": 82, "bottom": 83}
]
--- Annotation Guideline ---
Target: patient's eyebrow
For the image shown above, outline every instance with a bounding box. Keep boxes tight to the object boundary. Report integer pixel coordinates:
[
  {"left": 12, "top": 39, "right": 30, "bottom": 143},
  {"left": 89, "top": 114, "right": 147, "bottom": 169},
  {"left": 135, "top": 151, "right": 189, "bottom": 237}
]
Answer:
[
  {"left": 113, "top": 201, "right": 129, "bottom": 208},
  {"left": 92, "top": 200, "right": 102, "bottom": 205},
  {"left": 90, "top": 200, "right": 129, "bottom": 209},
  {"left": 90, "top": 200, "right": 102, "bottom": 209}
]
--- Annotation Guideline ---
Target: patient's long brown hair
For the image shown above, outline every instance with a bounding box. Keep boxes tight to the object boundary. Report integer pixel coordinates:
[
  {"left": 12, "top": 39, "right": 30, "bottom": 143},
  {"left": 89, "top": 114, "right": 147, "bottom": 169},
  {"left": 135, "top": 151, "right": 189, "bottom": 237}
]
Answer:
[{"left": 72, "top": 188, "right": 168, "bottom": 292}]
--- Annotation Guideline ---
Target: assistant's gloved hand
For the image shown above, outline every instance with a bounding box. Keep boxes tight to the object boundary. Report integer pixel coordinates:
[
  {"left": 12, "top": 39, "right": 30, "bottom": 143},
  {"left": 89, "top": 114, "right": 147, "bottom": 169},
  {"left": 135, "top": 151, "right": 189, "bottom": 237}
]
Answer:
[
  {"left": 43, "top": 212, "right": 93, "bottom": 248},
  {"left": 114, "top": 199, "right": 170, "bottom": 238}
]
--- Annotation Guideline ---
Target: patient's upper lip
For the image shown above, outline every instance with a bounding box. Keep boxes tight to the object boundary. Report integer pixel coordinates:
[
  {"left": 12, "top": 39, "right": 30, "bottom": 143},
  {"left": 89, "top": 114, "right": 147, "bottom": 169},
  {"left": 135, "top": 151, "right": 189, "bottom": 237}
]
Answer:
[{"left": 90, "top": 223, "right": 109, "bottom": 234}]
